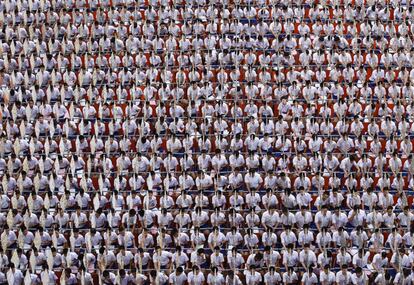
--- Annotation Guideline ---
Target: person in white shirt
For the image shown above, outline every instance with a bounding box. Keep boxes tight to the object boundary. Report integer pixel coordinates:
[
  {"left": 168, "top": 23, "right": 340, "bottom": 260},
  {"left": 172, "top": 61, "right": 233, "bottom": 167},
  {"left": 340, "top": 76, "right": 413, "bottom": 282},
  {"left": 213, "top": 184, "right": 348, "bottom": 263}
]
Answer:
[
  {"left": 169, "top": 267, "right": 187, "bottom": 285},
  {"left": 361, "top": 188, "right": 378, "bottom": 210},
  {"left": 153, "top": 246, "right": 173, "bottom": 270},
  {"left": 397, "top": 206, "right": 414, "bottom": 229},
  {"left": 392, "top": 246, "right": 412, "bottom": 271},
  {"left": 227, "top": 247, "right": 245, "bottom": 270},
  {"left": 403, "top": 227, "right": 414, "bottom": 247},
  {"left": 295, "top": 206, "right": 313, "bottom": 227},
  {"left": 372, "top": 271, "right": 392, "bottom": 284},
  {"left": 348, "top": 206, "right": 366, "bottom": 228},
  {"left": 383, "top": 206, "right": 397, "bottom": 229},
  {"left": 331, "top": 207, "right": 347, "bottom": 230},
  {"left": 282, "top": 267, "right": 298, "bottom": 285},
  {"left": 323, "top": 152, "right": 339, "bottom": 175},
  {"left": 370, "top": 251, "right": 389, "bottom": 272},
  {"left": 393, "top": 268, "right": 413, "bottom": 285},
  {"left": 244, "top": 169, "right": 263, "bottom": 191},
  {"left": 207, "top": 267, "right": 225, "bottom": 285},
  {"left": 332, "top": 226, "right": 351, "bottom": 249},
  {"left": 319, "top": 264, "right": 335, "bottom": 284},
  {"left": 335, "top": 265, "right": 352, "bottom": 285},
  {"left": 6, "top": 263, "right": 24, "bottom": 285},
  {"left": 301, "top": 266, "right": 318, "bottom": 285},
  {"left": 261, "top": 207, "right": 280, "bottom": 231},
  {"left": 315, "top": 206, "right": 332, "bottom": 231},
  {"left": 339, "top": 155, "right": 358, "bottom": 177},
  {"left": 292, "top": 152, "right": 308, "bottom": 173},
  {"left": 350, "top": 226, "right": 368, "bottom": 250},
  {"left": 149, "top": 270, "right": 169, "bottom": 285},
  {"left": 226, "top": 271, "right": 242, "bottom": 285},
  {"left": 209, "top": 246, "right": 225, "bottom": 269},
  {"left": 352, "top": 249, "right": 370, "bottom": 269},
  {"left": 351, "top": 267, "right": 367, "bottom": 285},
  {"left": 282, "top": 244, "right": 299, "bottom": 270},
  {"left": 229, "top": 151, "right": 245, "bottom": 171},
  {"left": 187, "top": 266, "right": 205, "bottom": 285},
  {"left": 281, "top": 189, "right": 297, "bottom": 209},
  {"left": 208, "top": 227, "right": 227, "bottom": 250},
  {"left": 296, "top": 187, "right": 312, "bottom": 209},
  {"left": 299, "top": 244, "right": 317, "bottom": 270},
  {"left": 264, "top": 266, "right": 281, "bottom": 285}
]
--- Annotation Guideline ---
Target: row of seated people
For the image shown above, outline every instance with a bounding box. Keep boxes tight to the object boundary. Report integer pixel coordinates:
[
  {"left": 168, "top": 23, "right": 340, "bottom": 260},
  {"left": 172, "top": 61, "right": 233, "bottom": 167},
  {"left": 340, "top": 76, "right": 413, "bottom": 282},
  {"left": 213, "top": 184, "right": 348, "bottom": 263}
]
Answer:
[
  {"left": 7, "top": 65, "right": 414, "bottom": 98},
  {"left": 2, "top": 96, "right": 413, "bottom": 120},
  {"left": 1, "top": 142, "right": 414, "bottom": 170},
  {"left": 1, "top": 218, "right": 411, "bottom": 255},
  {"left": 3, "top": 100, "right": 414, "bottom": 130},
  {"left": 1, "top": 151, "right": 414, "bottom": 191},
  {"left": 4, "top": 113, "right": 414, "bottom": 145},
  {"left": 1, "top": 171, "right": 414, "bottom": 210},
  {"left": 7, "top": 63, "right": 414, "bottom": 99},
  {"left": 8, "top": 50, "right": 414, "bottom": 77},
  {"left": 4, "top": 83, "right": 414, "bottom": 107},
  {"left": 4, "top": 7, "right": 414, "bottom": 55},
  {"left": 1, "top": 171, "right": 414, "bottom": 212},
  {"left": 3, "top": 0, "right": 414, "bottom": 23},
  {"left": 2, "top": 251, "right": 413, "bottom": 284},
  {"left": 1, "top": 181, "right": 414, "bottom": 233},
  {"left": 1, "top": 220, "right": 414, "bottom": 283}
]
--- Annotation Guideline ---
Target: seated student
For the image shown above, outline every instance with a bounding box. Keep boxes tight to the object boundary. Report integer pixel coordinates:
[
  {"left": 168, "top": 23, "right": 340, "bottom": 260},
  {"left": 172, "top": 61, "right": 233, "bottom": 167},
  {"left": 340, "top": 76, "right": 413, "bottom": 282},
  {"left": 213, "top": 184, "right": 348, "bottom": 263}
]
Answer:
[{"left": 282, "top": 267, "right": 298, "bottom": 285}]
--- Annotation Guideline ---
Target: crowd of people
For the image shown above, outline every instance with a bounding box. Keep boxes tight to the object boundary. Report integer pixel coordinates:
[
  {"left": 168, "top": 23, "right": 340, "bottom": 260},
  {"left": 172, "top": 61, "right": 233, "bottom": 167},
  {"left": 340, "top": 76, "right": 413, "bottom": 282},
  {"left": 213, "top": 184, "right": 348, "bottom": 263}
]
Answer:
[{"left": 2, "top": 0, "right": 414, "bottom": 283}]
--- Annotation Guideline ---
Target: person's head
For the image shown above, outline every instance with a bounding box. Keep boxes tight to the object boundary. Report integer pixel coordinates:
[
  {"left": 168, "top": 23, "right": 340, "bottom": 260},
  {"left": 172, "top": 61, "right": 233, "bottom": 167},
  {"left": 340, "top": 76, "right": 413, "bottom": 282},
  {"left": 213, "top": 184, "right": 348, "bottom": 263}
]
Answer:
[
  {"left": 119, "top": 269, "right": 126, "bottom": 278},
  {"left": 214, "top": 246, "right": 220, "bottom": 254},
  {"left": 354, "top": 266, "right": 363, "bottom": 277},
  {"left": 176, "top": 266, "right": 184, "bottom": 275},
  {"left": 300, "top": 206, "right": 307, "bottom": 213},
  {"left": 51, "top": 247, "right": 57, "bottom": 257},
  {"left": 404, "top": 206, "right": 409, "bottom": 213},
  {"left": 341, "top": 264, "right": 348, "bottom": 273},
  {"left": 323, "top": 264, "right": 330, "bottom": 273},
  {"left": 197, "top": 248, "right": 204, "bottom": 256},
  {"left": 150, "top": 270, "right": 157, "bottom": 278},
  {"left": 192, "top": 265, "right": 199, "bottom": 273},
  {"left": 155, "top": 245, "right": 161, "bottom": 253}
]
